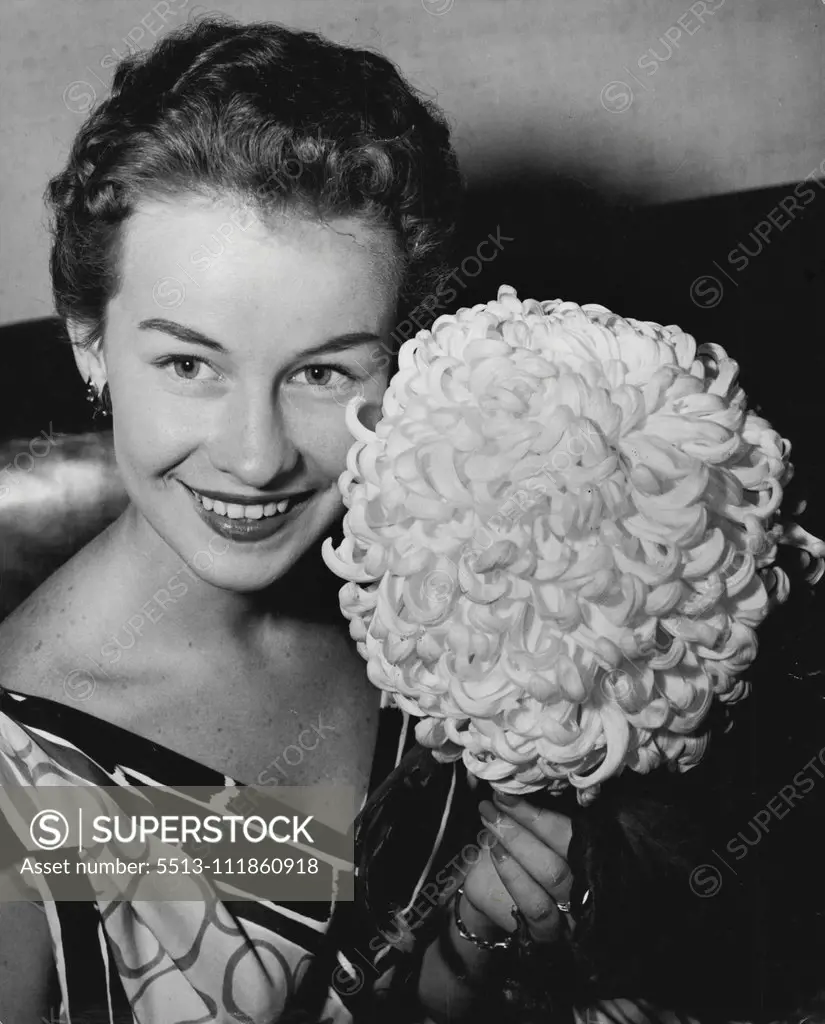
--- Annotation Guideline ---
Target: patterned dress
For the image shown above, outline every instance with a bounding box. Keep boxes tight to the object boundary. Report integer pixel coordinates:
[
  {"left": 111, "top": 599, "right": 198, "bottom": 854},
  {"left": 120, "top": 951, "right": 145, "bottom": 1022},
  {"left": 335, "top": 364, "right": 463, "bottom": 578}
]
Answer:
[{"left": 0, "top": 687, "right": 479, "bottom": 1024}]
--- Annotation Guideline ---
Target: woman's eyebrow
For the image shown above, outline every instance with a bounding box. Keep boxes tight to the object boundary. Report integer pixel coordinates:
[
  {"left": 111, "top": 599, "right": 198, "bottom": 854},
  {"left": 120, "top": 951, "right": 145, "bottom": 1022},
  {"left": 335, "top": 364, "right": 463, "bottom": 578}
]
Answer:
[{"left": 137, "top": 317, "right": 382, "bottom": 358}]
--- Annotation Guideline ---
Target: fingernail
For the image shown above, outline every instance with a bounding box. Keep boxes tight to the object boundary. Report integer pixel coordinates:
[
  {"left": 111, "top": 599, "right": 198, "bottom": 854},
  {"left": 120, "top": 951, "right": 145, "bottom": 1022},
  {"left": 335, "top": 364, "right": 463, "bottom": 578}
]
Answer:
[
  {"left": 478, "top": 800, "right": 498, "bottom": 822},
  {"left": 490, "top": 840, "right": 509, "bottom": 862}
]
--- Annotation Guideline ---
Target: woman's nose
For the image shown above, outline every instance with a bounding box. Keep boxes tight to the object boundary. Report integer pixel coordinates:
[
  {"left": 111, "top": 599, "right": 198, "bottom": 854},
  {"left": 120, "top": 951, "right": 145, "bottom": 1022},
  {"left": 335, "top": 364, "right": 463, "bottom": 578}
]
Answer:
[{"left": 208, "top": 389, "right": 299, "bottom": 489}]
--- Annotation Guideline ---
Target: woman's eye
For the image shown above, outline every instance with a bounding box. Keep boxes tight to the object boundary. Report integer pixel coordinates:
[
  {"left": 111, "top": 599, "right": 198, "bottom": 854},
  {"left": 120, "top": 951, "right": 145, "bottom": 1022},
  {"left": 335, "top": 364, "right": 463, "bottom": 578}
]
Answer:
[
  {"left": 173, "top": 357, "right": 204, "bottom": 380},
  {"left": 291, "top": 364, "right": 355, "bottom": 389},
  {"left": 158, "top": 356, "right": 216, "bottom": 381}
]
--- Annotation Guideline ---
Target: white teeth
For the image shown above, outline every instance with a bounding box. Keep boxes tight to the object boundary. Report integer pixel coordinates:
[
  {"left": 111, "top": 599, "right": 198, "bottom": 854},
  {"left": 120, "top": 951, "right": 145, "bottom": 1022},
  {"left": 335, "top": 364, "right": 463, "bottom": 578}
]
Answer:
[{"left": 192, "top": 489, "right": 307, "bottom": 520}]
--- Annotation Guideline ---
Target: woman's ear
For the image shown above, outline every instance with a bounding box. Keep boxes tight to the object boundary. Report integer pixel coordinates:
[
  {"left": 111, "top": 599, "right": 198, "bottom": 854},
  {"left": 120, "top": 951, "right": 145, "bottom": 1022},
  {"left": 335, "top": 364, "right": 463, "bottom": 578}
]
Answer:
[{"left": 67, "top": 320, "right": 107, "bottom": 390}]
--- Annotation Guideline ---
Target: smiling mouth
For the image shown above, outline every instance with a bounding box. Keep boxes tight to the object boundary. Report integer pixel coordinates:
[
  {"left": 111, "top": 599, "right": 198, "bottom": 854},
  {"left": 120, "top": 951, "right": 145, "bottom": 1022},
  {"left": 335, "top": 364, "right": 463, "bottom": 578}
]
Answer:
[{"left": 186, "top": 486, "right": 313, "bottom": 521}]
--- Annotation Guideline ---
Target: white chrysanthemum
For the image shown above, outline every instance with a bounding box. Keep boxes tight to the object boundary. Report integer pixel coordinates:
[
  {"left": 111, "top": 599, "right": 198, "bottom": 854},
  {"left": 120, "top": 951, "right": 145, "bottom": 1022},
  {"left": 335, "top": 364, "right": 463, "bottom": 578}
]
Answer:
[{"left": 322, "top": 286, "right": 825, "bottom": 803}]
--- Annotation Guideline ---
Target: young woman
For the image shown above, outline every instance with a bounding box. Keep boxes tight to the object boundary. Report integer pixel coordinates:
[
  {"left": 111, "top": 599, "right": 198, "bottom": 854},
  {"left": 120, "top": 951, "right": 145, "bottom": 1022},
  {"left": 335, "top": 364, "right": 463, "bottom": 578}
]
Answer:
[
  {"left": 0, "top": 16, "right": 579, "bottom": 1024},
  {"left": 4, "top": 16, "right": 824, "bottom": 1024}
]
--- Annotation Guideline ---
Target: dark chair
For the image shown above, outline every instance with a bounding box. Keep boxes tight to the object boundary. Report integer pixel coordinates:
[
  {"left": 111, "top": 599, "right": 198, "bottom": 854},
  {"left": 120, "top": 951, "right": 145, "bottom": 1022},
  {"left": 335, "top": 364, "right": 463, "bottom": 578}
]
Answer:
[
  {"left": 0, "top": 432, "right": 126, "bottom": 621},
  {"left": 0, "top": 316, "right": 93, "bottom": 439},
  {"left": 0, "top": 318, "right": 125, "bottom": 619}
]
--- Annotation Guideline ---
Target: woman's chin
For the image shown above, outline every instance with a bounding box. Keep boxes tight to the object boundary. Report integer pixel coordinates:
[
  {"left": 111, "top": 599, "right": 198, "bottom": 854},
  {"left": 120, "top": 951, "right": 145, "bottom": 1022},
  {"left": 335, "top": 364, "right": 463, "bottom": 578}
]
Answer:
[{"left": 186, "top": 547, "right": 311, "bottom": 593}]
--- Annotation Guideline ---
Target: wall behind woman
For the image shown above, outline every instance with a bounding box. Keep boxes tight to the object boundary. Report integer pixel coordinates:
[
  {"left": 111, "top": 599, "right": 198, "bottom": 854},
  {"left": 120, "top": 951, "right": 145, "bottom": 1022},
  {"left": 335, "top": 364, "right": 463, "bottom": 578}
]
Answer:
[{"left": 0, "top": 0, "right": 821, "bottom": 323}]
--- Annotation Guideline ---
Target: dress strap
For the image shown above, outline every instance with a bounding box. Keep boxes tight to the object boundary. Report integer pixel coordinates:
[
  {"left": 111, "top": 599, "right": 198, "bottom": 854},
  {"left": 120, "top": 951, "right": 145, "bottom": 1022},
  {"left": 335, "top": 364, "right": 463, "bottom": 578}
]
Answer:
[{"left": 365, "top": 706, "right": 413, "bottom": 799}]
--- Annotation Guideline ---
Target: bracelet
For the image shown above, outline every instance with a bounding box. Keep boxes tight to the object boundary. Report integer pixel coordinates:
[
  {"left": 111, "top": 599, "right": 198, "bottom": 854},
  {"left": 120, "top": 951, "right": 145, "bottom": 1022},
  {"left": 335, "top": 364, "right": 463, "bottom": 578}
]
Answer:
[{"left": 452, "top": 885, "right": 513, "bottom": 952}]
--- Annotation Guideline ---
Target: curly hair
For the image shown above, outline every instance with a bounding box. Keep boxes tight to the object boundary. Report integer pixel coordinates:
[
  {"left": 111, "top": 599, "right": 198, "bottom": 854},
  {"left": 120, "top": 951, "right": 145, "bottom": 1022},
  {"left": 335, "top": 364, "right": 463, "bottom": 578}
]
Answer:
[{"left": 45, "top": 15, "right": 463, "bottom": 348}]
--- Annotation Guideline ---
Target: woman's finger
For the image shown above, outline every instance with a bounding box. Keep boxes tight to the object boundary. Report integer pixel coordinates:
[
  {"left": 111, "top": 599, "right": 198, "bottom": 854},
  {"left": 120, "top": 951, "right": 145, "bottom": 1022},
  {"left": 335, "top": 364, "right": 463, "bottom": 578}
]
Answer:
[
  {"left": 492, "top": 792, "right": 573, "bottom": 860},
  {"left": 462, "top": 846, "right": 522, "bottom": 933},
  {"left": 488, "top": 839, "right": 566, "bottom": 943},
  {"left": 480, "top": 800, "right": 573, "bottom": 901}
]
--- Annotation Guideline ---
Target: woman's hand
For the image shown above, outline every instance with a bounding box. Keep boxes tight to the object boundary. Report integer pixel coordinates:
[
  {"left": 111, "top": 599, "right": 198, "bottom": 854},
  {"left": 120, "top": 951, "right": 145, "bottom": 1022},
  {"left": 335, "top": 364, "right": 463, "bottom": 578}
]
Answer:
[
  {"left": 415, "top": 794, "right": 574, "bottom": 1022},
  {"left": 460, "top": 792, "right": 574, "bottom": 944}
]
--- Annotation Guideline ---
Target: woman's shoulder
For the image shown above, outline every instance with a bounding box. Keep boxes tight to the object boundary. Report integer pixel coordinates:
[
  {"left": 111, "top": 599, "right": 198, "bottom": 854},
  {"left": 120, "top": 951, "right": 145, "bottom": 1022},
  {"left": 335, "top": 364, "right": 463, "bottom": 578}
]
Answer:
[{"left": 0, "top": 528, "right": 119, "bottom": 704}]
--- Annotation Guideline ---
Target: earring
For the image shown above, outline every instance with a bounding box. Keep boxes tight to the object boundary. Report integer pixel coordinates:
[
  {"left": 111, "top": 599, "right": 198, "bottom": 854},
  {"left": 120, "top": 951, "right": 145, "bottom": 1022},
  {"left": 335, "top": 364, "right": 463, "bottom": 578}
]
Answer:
[{"left": 85, "top": 379, "right": 111, "bottom": 418}]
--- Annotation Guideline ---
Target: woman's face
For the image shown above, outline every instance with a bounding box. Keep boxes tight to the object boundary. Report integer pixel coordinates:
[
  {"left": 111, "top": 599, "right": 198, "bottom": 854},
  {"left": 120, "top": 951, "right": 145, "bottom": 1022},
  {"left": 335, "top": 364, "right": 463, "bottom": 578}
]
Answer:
[{"left": 75, "top": 195, "right": 398, "bottom": 591}]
